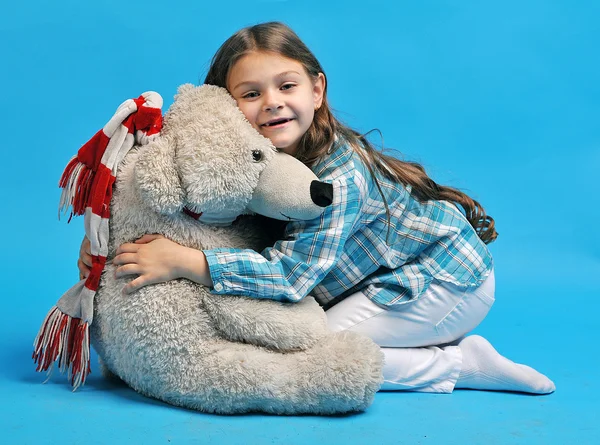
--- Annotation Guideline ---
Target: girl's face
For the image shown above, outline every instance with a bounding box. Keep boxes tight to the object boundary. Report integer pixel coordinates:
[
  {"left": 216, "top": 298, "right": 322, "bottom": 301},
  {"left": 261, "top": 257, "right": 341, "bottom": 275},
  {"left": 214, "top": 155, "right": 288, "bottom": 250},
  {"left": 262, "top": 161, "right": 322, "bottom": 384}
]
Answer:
[{"left": 227, "top": 51, "right": 325, "bottom": 156}]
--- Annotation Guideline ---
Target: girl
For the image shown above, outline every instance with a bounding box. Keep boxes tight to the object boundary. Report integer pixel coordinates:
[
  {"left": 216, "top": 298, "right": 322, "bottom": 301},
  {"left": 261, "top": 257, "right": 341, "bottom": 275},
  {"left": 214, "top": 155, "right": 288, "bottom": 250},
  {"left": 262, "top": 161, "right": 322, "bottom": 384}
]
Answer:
[{"left": 79, "top": 22, "right": 554, "bottom": 394}]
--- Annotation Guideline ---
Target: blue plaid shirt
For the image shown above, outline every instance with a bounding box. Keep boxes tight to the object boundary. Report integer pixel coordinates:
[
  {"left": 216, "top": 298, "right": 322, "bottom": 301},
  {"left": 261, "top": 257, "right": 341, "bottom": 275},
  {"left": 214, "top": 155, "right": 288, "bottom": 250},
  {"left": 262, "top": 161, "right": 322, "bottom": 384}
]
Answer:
[{"left": 204, "top": 139, "right": 493, "bottom": 309}]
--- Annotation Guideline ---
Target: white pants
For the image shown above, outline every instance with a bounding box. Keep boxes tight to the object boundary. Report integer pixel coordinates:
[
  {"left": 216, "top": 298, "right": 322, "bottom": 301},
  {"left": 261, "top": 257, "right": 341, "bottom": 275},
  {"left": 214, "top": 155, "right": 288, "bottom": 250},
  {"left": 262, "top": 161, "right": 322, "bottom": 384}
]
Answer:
[{"left": 325, "top": 270, "right": 496, "bottom": 393}]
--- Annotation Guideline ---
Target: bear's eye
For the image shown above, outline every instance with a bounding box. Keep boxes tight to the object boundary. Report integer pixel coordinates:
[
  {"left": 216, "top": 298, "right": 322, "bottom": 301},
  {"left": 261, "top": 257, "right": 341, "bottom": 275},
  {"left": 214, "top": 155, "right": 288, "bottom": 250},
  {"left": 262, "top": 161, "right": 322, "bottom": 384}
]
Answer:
[{"left": 251, "top": 150, "right": 263, "bottom": 162}]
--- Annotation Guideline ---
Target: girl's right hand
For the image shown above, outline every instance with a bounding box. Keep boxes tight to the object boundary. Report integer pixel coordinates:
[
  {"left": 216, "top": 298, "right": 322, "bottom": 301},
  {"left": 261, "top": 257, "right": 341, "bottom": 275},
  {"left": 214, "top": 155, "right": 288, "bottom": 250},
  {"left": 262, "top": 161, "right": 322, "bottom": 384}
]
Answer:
[{"left": 78, "top": 236, "right": 92, "bottom": 280}]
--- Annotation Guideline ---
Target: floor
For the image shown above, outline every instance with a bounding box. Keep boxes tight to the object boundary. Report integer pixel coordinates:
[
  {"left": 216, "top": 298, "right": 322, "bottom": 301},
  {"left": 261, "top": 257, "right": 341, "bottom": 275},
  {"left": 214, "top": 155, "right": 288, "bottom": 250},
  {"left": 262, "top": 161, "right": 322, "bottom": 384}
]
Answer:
[{"left": 1, "top": 0, "right": 598, "bottom": 443}]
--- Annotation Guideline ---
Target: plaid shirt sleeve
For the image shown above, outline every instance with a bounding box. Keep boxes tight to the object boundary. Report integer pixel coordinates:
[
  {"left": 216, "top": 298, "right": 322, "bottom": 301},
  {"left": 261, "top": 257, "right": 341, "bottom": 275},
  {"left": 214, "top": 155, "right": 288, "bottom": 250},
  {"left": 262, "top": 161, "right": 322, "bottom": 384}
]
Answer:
[{"left": 203, "top": 176, "right": 362, "bottom": 302}]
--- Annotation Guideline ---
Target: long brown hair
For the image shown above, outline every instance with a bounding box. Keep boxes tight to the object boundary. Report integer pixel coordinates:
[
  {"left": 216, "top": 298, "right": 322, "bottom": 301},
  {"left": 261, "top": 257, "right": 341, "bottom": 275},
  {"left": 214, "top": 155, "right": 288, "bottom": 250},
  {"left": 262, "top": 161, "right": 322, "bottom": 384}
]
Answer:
[{"left": 204, "top": 22, "right": 497, "bottom": 244}]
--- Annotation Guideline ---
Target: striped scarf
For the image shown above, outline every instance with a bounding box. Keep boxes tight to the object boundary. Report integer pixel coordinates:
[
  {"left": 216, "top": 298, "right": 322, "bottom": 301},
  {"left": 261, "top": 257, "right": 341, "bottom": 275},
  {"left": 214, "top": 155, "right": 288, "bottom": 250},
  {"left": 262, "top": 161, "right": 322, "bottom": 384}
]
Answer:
[{"left": 33, "top": 92, "right": 163, "bottom": 390}]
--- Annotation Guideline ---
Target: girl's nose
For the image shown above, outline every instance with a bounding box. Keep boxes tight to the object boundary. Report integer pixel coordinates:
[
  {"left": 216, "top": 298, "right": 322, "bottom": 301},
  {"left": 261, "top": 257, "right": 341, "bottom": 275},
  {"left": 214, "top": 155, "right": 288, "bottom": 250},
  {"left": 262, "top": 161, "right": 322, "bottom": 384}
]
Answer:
[
  {"left": 262, "top": 91, "right": 284, "bottom": 112},
  {"left": 263, "top": 102, "right": 283, "bottom": 112}
]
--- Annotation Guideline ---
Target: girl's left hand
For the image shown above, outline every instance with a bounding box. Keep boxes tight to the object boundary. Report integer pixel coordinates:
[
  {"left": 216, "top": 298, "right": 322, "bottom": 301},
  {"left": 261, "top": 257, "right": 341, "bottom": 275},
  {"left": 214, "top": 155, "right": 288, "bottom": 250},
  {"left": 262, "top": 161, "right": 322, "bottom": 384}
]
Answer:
[{"left": 114, "top": 234, "right": 187, "bottom": 295}]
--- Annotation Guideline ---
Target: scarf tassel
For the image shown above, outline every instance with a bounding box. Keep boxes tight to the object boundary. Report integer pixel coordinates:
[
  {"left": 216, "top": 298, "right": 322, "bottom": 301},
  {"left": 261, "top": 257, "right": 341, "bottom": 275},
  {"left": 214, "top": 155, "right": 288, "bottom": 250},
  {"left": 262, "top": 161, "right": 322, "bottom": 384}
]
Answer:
[
  {"left": 33, "top": 306, "right": 91, "bottom": 391},
  {"left": 58, "top": 157, "right": 94, "bottom": 221}
]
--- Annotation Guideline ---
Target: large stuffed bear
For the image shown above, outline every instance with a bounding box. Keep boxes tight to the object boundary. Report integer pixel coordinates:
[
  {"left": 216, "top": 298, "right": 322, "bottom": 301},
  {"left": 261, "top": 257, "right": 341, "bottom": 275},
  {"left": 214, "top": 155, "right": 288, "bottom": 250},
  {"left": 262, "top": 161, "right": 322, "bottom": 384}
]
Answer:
[{"left": 46, "top": 84, "right": 383, "bottom": 415}]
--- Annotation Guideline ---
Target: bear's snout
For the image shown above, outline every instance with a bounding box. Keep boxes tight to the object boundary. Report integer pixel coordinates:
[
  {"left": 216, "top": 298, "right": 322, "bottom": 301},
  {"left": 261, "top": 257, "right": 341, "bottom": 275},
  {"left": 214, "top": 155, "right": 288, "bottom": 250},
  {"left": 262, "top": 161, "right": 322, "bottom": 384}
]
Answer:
[{"left": 310, "top": 181, "right": 333, "bottom": 207}]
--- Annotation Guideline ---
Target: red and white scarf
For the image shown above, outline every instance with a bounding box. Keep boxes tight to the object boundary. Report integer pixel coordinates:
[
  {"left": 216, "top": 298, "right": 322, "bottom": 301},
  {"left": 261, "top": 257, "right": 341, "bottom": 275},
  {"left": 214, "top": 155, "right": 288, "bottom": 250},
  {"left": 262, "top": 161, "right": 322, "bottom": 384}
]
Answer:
[{"left": 33, "top": 92, "right": 163, "bottom": 390}]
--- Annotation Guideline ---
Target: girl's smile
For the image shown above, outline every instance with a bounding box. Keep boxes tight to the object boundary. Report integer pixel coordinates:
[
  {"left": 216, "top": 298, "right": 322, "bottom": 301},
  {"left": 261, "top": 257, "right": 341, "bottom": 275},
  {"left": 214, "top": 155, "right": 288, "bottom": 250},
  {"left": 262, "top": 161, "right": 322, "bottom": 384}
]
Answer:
[{"left": 261, "top": 117, "right": 295, "bottom": 129}]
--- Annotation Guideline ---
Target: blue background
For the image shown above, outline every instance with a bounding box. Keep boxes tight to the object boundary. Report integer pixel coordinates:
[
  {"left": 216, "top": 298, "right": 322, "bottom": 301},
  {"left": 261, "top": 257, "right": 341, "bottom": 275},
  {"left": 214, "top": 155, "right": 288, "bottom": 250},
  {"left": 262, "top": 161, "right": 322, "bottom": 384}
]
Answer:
[{"left": 1, "top": 1, "right": 599, "bottom": 443}]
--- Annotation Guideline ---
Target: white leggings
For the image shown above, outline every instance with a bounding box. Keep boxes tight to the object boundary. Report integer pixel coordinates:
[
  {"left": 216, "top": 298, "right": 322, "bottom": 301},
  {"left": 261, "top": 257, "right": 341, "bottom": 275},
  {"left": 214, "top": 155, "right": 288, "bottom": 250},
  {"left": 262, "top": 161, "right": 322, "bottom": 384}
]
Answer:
[{"left": 325, "top": 270, "right": 496, "bottom": 393}]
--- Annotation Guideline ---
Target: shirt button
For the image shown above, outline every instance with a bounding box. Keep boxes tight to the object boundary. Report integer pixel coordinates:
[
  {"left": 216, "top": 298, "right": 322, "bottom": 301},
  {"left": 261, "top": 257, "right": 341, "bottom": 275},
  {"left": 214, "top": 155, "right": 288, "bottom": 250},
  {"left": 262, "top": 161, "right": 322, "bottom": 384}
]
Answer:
[{"left": 214, "top": 282, "right": 223, "bottom": 292}]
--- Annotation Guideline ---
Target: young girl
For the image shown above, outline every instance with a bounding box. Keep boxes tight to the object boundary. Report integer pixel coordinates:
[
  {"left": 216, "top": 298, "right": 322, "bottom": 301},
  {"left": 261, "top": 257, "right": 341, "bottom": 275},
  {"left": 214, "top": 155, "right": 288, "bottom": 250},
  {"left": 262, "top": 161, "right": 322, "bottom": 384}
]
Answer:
[{"left": 79, "top": 21, "right": 554, "bottom": 394}]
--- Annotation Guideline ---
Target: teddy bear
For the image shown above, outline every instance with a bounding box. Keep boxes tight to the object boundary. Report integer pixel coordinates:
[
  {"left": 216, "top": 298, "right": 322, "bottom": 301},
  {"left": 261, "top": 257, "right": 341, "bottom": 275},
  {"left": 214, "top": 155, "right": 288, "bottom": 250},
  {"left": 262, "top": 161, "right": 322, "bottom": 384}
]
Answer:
[{"left": 56, "top": 84, "right": 384, "bottom": 415}]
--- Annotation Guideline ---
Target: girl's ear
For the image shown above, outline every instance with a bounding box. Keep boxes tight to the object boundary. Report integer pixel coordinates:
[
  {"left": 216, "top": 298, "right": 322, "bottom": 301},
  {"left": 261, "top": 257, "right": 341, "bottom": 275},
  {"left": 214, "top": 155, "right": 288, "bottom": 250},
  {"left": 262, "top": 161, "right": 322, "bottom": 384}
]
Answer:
[
  {"left": 313, "top": 73, "right": 326, "bottom": 109},
  {"left": 134, "top": 135, "right": 184, "bottom": 215}
]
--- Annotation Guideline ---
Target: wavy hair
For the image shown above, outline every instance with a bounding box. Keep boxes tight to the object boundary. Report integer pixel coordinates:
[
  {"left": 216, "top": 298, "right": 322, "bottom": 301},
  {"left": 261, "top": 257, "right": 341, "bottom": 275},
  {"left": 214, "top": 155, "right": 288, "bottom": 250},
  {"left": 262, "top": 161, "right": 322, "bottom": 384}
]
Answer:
[{"left": 203, "top": 22, "right": 497, "bottom": 244}]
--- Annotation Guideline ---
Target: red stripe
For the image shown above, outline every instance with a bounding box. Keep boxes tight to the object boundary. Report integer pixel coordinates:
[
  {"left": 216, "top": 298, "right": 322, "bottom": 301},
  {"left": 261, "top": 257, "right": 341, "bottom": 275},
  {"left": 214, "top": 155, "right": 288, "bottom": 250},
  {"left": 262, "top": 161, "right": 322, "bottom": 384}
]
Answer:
[
  {"left": 86, "top": 254, "right": 107, "bottom": 290},
  {"left": 123, "top": 100, "right": 163, "bottom": 136},
  {"left": 77, "top": 130, "right": 111, "bottom": 171},
  {"left": 133, "top": 96, "right": 146, "bottom": 109},
  {"left": 136, "top": 106, "right": 163, "bottom": 135},
  {"left": 122, "top": 113, "right": 136, "bottom": 134},
  {"left": 89, "top": 164, "right": 114, "bottom": 216}
]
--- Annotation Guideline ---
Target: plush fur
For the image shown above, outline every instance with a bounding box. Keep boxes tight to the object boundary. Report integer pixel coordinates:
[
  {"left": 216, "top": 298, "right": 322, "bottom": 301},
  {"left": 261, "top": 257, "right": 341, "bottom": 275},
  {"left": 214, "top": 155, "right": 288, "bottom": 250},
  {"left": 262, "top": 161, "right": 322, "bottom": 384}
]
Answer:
[{"left": 90, "top": 84, "right": 383, "bottom": 415}]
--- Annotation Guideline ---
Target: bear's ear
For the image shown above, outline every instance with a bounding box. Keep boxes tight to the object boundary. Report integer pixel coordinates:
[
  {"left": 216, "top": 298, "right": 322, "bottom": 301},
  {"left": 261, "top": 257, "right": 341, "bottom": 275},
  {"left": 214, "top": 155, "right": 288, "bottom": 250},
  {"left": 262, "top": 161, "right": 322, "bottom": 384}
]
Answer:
[
  {"left": 176, "top": 83, "right": 196, "bottom": 97},
  {"left": 134, "top": 135, "right": 184, "bottom": 215}
]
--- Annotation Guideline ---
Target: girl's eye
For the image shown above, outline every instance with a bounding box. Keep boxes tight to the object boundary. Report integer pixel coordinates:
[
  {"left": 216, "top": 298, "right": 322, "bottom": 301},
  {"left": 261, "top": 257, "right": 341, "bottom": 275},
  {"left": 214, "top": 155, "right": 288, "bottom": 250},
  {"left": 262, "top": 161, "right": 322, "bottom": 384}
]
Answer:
[
  {"left": 242, "top": 91, "right": 259, "bottom": 99},
  {"left": 281, "top": 83, "right": 296, "bottom": 91}
]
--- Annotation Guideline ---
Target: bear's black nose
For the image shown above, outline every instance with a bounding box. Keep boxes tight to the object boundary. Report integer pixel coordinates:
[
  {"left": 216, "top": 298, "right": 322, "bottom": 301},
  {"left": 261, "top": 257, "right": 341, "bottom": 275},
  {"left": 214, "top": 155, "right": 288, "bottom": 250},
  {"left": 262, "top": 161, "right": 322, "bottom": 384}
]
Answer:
[{"left": 310, "top": 181, "right": 333, "bottom": 207}]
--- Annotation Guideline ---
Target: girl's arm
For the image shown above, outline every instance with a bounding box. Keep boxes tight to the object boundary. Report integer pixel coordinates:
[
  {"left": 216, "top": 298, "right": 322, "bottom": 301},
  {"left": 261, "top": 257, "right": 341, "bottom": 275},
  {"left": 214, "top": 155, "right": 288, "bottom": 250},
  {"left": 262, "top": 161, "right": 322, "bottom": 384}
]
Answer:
[
  {"left": 90, "top": 176, "right": 360, "bottom": 301},
  {"left": 113, "top": 234, "right": 213, "bottom": 294},
  {"left": 77, "top": 234, "right": 214, "bottom": 293},
  {"left": 113, "top": 234, "right": 330, "bottom": 350},
  {"left": 204, "top": 176, "right": 361, "bottom": 302}
]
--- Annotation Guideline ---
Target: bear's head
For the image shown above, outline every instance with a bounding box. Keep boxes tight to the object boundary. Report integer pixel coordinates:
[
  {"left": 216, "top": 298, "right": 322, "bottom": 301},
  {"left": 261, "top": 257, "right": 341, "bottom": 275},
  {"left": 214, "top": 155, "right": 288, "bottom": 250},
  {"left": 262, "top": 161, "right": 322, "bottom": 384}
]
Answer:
[{"left": 134, "top": 84, "right": 332, "bottom": 225}]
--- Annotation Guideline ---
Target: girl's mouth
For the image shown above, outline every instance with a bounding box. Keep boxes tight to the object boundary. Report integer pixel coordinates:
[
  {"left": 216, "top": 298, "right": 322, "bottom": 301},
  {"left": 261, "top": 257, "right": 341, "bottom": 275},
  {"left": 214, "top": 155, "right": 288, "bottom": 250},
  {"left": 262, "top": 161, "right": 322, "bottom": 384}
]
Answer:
[{"left": 262, "top": 118, "right": 294, "bottom": 128}]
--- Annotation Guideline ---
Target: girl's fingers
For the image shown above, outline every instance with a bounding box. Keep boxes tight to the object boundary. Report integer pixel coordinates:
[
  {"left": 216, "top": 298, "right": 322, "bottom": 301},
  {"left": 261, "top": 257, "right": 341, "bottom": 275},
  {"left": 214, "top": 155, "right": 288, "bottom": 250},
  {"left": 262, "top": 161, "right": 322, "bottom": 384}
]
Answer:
[
  {"left": 113, "top": 252, "right": 138, "bottom": 266},
  {"left": 81, "top": 236, "right": 91, "bottom": 255},
  {"left": 79, "top": 237, "right": 92, "bottom": 269},
  {"left": 115, "top": 243, "right": 140, "bottom": 256},
  {"left": 77, "top": 259, "right": 90, "bottom": 279},
  {"left": 78, "top": 262, "right": 90, "bottom": 280},
  {"left": 135, "top": 234, "right": 164, "bottom": 244},
  {"left": 116, "top": 234, "right": 163, "bottom": 255},
  {"left": 122, "top": 275, "right": 150, "bottom": 295},
  {"left": 115, "top": 264, "right": 141, "bottom": 279},
  {"left": 81, "top": 252, "right": 93, "bottom": 268}
]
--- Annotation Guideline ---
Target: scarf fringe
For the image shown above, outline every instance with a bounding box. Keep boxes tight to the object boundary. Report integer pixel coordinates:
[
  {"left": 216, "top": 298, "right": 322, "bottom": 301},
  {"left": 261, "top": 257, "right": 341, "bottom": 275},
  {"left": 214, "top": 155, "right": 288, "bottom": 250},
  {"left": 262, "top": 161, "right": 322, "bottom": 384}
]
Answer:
[
  {"left": 58, "top": 156, "right": 94, "bottom": 221},
  {"left": 33, "top": 306, "right": 91, "bottom": 391}
]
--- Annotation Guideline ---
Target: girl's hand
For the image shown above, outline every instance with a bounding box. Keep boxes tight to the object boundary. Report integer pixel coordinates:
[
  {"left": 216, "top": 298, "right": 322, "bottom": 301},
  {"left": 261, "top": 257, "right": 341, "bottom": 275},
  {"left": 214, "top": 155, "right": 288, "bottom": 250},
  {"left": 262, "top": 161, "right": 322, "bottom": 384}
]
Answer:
[
  {"left": 114, "top": 234, "right": 182, "bottom": 294},
  {"left": 114, "top": 234, "right": 213, "bottom": 295},
  {"left": 78, "top": 236, "right": 92, "bottom": 280}
]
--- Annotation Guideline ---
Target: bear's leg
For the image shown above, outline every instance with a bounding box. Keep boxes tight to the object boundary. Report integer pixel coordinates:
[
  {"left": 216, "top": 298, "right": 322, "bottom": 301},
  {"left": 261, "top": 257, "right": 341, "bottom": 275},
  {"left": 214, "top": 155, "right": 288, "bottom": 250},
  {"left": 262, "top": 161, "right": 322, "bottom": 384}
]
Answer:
[
  {"left": 203, "top": 295, "right": 329, "bottom": 351},
  {"left": 158, "top": 330, "right": 383, "bottom": 415}
]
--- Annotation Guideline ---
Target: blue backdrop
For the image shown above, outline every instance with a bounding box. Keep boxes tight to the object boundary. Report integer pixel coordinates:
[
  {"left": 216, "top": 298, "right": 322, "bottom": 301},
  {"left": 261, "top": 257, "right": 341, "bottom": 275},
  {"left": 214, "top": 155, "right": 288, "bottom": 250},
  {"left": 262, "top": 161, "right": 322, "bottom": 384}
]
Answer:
[{"left": 1, "top": 1, "right": 598, "bottom": 444}]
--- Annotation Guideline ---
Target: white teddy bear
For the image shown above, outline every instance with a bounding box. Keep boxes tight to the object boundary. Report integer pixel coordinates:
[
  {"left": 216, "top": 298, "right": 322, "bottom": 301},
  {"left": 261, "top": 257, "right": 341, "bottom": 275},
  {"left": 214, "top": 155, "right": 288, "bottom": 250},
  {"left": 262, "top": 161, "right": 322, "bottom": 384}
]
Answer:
[{"left": 47, "top": 84, "right": 384, "bottom": 415}]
